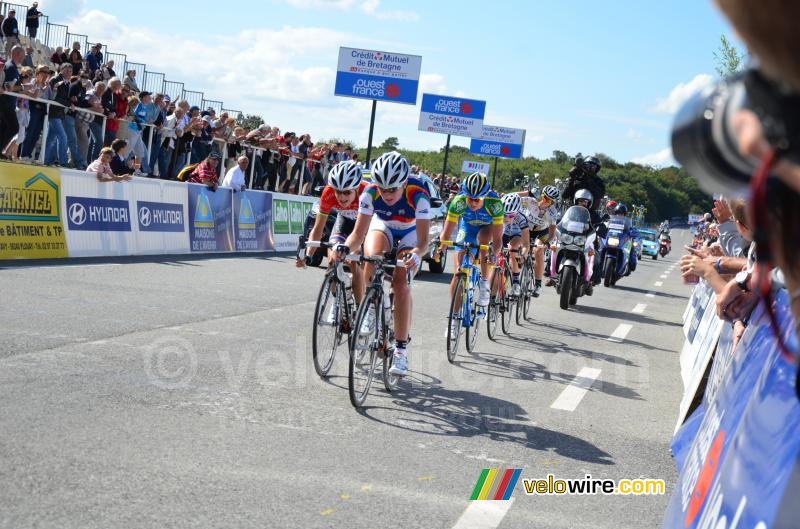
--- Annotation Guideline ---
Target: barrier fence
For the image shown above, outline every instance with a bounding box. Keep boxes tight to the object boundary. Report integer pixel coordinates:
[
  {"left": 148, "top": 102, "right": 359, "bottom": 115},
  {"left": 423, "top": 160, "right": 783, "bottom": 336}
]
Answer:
[
  {"left": 0, "top": 162, "right": 317, "bottom": 260},
  {"left": 662, "top": 280, "right": 799, "bottom": 528}
]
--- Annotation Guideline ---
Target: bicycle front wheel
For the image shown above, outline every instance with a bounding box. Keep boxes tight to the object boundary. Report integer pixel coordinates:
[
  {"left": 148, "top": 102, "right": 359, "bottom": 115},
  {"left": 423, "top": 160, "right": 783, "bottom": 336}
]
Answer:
[
  {"left": 382, "top": 302, "right": 399, "bottom": 392},
  {"left": 447, "top": 274, "right": 466, "bottom": 363},
  {"left": 312, "top": 273, "right": 341, "bottom": 378},
  {"left": 487, "top": 270, "right": 501, "bottom": 341},
  {"left": 501, "top": 267, "right": 514, "bottom": 335},
  {"left": 349, "top": 289, "right": 380, "bottom": 407}
]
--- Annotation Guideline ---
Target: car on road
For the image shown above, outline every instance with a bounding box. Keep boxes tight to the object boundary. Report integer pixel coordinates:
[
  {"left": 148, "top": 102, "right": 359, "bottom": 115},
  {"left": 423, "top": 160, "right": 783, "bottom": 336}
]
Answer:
[{"left": 639, "top": 228, "right": 659, "bottom": 259}]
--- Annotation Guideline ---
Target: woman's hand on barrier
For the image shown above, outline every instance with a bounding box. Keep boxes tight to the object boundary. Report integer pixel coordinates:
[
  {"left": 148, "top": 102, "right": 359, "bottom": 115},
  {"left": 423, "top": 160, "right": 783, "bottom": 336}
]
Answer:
[
  {"left": 732, "top": 320, "right": 747, "bottom": 350},
  {"left": 716, "top": 279, "right": 759, "bottom": 322}
]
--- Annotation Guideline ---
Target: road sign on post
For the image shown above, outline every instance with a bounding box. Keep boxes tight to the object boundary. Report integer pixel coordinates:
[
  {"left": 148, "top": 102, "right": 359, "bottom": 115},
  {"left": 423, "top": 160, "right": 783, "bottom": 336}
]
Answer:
[
  {"left": 469, "top": 125, "right": 527, "bottom": 159},
  {"left": 417, "top": 94, "right": 486, "bottom": 138}
]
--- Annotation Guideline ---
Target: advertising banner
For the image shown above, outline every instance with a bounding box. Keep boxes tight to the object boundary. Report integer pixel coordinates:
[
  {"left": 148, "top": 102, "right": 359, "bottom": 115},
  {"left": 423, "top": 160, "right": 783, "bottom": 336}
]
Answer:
[
  {"left": 132, "top": 177, "right": 190, "bottom": 255},
  {"left": 462, "top": 160, "right": 491, "bottom": 175},
  {"left": 271, "top": 192, "right": 316, "bottom": 251},
  {"left": 334, "top": 47, "right": 421, "bottom": 105},
  {"left": 469, "top": 124, "right": 526, "bottom": 159},
  {"left": 418, "top": 93, "right": 486, "bottom": 138},
  {"left": 234, "top": 190, "right": 273, "bottom": 251},
  {"left": 187, "top": 184, "right": 233, "bottom": 252},
  {"left": 0, "top": 163, "right": 67, "bottom": 259}
]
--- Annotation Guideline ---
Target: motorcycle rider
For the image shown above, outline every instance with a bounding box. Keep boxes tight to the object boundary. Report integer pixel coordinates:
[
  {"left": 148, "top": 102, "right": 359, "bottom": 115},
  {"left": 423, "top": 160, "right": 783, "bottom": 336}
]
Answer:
[
  {"left": 562, "top": 154, "right": 606, "bottom": 215},
  {"left": 609, "top": 203, "right": 640, "bottom": 275}
]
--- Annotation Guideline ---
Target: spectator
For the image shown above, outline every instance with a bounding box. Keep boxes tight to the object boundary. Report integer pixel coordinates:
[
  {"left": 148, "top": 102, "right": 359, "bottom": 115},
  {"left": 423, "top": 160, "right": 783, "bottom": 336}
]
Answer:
[
  {"left": 146, "top": 93, "right": 166, "bottom": 176},
  {"left": 2, "top": 9, "right": 20, "bottom": 58},
  {"left": 50, "top": 46, "right": 68, "bottom": 66},
  {"left": 221, "top": 155, "right": 249, "bottom": 192},
  {"left": 25, "top": 2, "right": 43, "bottom": 39},
  {"left": 109, "top": 138, "right": 132, "bottom": 176},
  {"left": 68, "top": 42, "right": 82, "bottom": 76},
  {"left": 101, "top": 77, "right": 127, "bottom": 145},
  {"left": 85, "top": 43, "right": 103, "bottom": 79},
  {"left": 85, "top": 94, "right": 105, "bottom": 162},
  {"left": 18, "top": 64, "right": 51, "bottom": 160},
  {"left": 43, "top": 64, "right": 73, "bottom": 166},
  {"left": 126, "top": 92, "right": 151, "bottom": 175},
  {"left": 99, "top": 60, "right": 116, "bottom": 82},
  {"left": 122, "top": 69, "right": 139, "bottom": 93},
  {"left": 0, "top": 45, "right": 24, "bottom": 158},
  {"left": 1, "top": 66, "right": 32, "bottom": 161},
  {"left": 187, "top": 151, "right": 221, "bottom": 190},
  {"left": 159, "top": 106, "right": 185, "bottom": 179},
  {"left": 22, "top": 46, "right": 34, "bottom": 68},
  {"left": 66, "top": 73, "right": 89, "bottom": 169},
  {"left": 87, "top": 146, "right": 132, "bottom": 182}
]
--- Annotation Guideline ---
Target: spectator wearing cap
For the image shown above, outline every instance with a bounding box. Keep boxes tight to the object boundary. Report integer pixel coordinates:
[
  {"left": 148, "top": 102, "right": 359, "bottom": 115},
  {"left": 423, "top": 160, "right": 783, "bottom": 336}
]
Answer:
[
  {"left": 26, "top": 2, "right": 43, "bottom": 39},
  {"left": 123, "top": 70, "right": 139, "bottom": 94},
  {"left": 187, "top": 152, "right": 221, "bottom": 190},
  {"left": 2, "top": 9, "right": 20, "bottom": 57},
  {"left": 68, "top": 42, "right": 83, "bottom": 77},
  {"left": 85, "top": 44, "right": 103, "bottom": 79},
  {"left": 19, "top": 64, "right": 52, "bottom": 160},
  {"left": 127, "top": 92, "right": 151, "bottom": 175},
  {"left": 222, "top": 155, "right": 249, "bottom": 192}
]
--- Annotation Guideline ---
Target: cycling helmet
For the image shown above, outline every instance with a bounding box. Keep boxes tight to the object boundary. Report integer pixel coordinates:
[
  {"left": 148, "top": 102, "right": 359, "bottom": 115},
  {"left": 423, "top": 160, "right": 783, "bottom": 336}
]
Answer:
[
  {"left": 327, "top": 160, "right": 362, "bottom": 191},
  {"left": 542, "top": 185, "right": 560, "bottom": 202},
  {"left": 574, "top": 188, "right": 593, "bottom": 208},
  {"left": 462, "top": 171, "right": 491, "bottom": 198},
  {"left": 502, "top": 193, "right": 522, "bottom": 214},
  {"left": 606, "top": 200, "right": 617, "bottom": 210},
  {"left": 615, "top": 203, "right": 629, "bottom": 216},
  {"left": 371, "top": 151, "right": 409, "bottom": 189}
]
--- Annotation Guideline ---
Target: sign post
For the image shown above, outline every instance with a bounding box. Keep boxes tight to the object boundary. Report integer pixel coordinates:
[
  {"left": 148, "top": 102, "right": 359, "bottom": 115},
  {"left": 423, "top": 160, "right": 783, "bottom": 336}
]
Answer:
[
  {"left": 442, "top": 134, "right": 451, "bottom": 177},
  {"left": 335, "top": 47, "right": 422, "bottom": 168}
]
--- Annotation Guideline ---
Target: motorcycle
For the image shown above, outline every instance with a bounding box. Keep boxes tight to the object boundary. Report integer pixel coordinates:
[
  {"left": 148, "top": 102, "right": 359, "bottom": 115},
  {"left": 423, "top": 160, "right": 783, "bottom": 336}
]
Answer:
[
  {"left": 550, "top": 206, "right": 596, "bottom": 310},
  {"left": 659, "top": 235, "right": 671, "bottom": 257},
  {"left": 599, "top": 216, "right": 633, "bottom": 287}
]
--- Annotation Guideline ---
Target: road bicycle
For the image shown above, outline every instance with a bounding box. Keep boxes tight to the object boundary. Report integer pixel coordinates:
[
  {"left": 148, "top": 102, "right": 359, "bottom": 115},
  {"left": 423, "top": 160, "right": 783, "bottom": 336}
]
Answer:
[{"left": 487, "top": 247, "right": 520, "bottom": 339}]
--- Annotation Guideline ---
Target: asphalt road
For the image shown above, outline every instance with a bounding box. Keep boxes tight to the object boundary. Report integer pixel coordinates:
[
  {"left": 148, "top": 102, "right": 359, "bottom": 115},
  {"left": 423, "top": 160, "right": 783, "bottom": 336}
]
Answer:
[{"left": 0, "top": 231, "right": 691, "bottom": 529}]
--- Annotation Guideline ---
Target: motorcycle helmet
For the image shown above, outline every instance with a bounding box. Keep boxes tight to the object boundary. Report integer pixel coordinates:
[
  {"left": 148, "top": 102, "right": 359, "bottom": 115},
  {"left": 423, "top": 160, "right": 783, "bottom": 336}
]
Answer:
[
  {"left": 502, "top": 193, "right": 522, "bottom": 214},
  {"left": 615, "top": 203, "right": 629, "bottom": 216},
  {"left": 541, "top": 185, "right": 560, "bottom": 202},
  {"left": 462, "top": 171, "right": 491, "bottom": 198},
  {"left": 574, "top": 188, "right": 593, "bottom": 208},
  {"left": 371, "top": 151, "right": 409, "bottom": 189},
  {"left": 327, "top": 160, "right": 362, "bottom": 191},
  {"left": 583, "top": 155, "right": 601, "bottom": 174}
]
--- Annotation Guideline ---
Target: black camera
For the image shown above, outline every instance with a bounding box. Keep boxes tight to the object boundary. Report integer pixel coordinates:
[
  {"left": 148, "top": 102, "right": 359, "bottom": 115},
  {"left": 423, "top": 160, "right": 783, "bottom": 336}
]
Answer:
[{"left": 672, "top": 68, "right": 800, "bottom": 195}]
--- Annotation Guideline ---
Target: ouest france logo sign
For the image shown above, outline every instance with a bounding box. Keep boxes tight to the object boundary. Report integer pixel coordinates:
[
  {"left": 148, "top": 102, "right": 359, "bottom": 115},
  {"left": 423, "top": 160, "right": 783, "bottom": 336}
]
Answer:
[{"left": 334, "top": 47, "right": 422, "bottom": 105}]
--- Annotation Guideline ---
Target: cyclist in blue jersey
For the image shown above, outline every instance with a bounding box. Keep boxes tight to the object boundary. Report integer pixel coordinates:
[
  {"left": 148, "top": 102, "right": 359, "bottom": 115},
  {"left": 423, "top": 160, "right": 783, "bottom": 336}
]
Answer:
[
  {"left": 339, "top": 151, "right": 431, "bottom": 377},
  {"left": 501, "top": 193, "right": 531, "bottom": 296},
  {"left": 437, "top": 172, "right": 504, "bottom": 307}
]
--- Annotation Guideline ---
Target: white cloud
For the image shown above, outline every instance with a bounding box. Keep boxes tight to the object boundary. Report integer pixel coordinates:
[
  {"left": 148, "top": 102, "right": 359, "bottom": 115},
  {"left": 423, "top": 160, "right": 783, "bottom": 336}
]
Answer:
[
  {"left": 626, "top": 128, "right": 643, "bottom": 140},
  {"left": 286, "top": 0, "right": 418, "bottom": 21},
  {"left": 631, "top": 148, "right": 675, "bottom": 166},
  {"left": 651, "top": 74, "right": 713, "bottom": 114},
  {"left": 287, "top": 0, "right": 357, "bottom": 9}
]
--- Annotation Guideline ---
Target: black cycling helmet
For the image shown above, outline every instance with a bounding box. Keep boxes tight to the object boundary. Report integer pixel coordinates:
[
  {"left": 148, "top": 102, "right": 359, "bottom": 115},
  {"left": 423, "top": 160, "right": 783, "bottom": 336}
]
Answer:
[{"left": 615, "top": 203, "right": 628, "bottom": 216}]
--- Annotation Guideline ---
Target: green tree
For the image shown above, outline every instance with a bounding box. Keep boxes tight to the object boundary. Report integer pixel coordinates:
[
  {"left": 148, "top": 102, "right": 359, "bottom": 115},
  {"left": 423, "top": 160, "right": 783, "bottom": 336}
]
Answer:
[
  {"left": 239, "top": 114, "right": 265, "bottom": 130},
  {"left": 713, "top": 35, "right": 746, "bottom": 78},
  {"left": 551, "top": 150, "right": 570, "bottom": 164},
  {"left": 379, "top": 137, "right": 399, "bottom": 150}
]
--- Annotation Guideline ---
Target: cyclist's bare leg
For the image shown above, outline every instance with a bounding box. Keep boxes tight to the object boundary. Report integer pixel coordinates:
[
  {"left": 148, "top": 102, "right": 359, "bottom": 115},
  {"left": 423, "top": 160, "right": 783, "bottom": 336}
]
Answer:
[{"left": 393, "top": 249, "right": 413, "bottom": 343}]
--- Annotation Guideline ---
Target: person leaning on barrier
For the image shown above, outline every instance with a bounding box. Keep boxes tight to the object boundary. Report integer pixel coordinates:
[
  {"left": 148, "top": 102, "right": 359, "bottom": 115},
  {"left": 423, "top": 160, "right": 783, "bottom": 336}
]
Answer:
[
  {"left": 187, "top": 151, "right": 222, "bottom": 191},
  {"left": 0, "top": 45, "right": 25, "bottom": 158},
  {"left": 109, "top": 138, "right": 133, "bottom": 177},
  {"left": 87, "top": 147, "right": 132, "bottom": 183},
  {"left": 221, "top": 155, "right": 249, "bottom": 192},
  {"left": 25, "top": 2, "right": 43, "bottom": 40}
]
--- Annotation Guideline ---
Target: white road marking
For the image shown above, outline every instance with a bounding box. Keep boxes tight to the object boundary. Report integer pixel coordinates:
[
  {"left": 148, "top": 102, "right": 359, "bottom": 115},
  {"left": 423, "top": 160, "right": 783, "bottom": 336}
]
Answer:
[
  {"left": 550, "top": 367, "right": 602, "bottom": 411},
  {"left": 632, "top": 303, "right": 647, "bottom": 314},
  {"left": 607, "top": 324, "right": 633, "bottom": 342},
  {"left": 660, "top": 274, "right": 668, "bottom": 279},
  {"left": 452, "top": 499, "right": 515, "bottom": 529},
  {"left": 646, "top": 291, "right": 656, "bottom": 298},
  {"left": 654, "top": 281, "right": 663, "bottom": 287}
]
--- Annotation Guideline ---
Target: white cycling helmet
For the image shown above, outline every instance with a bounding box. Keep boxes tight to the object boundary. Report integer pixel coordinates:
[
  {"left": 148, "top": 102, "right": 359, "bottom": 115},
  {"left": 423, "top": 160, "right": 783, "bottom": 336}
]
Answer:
[
  {"left": 574, "top": 188, "right": 593, "bottom": 208},
  {"left": 502, "top": 193, "right": 522, "bottom": 214},
  {"left": 371, "top": 151, "right": 409, "bottom": 189},
  {"left": 327, "top": 160, "right": 362, "bottom": 191},
  {"left": 542, "top": 184, "right": 560, "bottom": 202}
]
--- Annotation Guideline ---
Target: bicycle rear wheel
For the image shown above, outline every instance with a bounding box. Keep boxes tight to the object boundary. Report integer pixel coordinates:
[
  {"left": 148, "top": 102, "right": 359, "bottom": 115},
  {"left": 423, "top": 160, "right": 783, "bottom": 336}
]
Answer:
[
  {"left": 501, "top": 267, "right": 514, "bottom": 335},
  {"left": 447, "top": 274, "right": 465, "bottom": 363},
  {"left": 465, "top": 293, "right": 480, "bottom": 354},
  {"left": 349, "top": 289, "right": 380, "bottom": 407},
  {"left": 487, "top": 270, "right": 501, "bottom": 341},
  {"left": 382, "top": 302, "right": 399, "bottom": 392},
  {"left": 312, "top": 273, "right": 341, "bottom": 378}
]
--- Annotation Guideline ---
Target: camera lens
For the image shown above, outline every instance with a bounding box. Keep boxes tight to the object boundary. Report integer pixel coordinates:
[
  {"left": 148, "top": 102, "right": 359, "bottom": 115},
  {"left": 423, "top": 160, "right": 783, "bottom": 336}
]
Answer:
[{"left": 671, "top": 77, "right": 755, "bottom": 195}]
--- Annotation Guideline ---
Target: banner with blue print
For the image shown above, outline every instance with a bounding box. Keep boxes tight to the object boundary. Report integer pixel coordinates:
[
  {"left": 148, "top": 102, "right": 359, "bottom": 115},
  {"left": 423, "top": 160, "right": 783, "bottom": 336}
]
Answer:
[
  {"left": 234, "top": 190, "right": 274, "bottom": 252},
  {"left": 188, "top": 184, "right": 233, "bottom": 252},
  {"left": 334, "top": 47, "right": 421, "bottom": 105},
  {"left": 469, "top": 124, "right": 526, "bottom": 159},
  {"left": 418, "top": 93, "right": 486, "bottom": 138}
]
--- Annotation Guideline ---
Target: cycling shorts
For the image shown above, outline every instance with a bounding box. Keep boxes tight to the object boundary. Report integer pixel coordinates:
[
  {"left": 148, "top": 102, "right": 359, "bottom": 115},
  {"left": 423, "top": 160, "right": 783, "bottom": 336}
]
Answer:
[
  {"left": 530, "top": 228, "right": 550, "bottom": 243},
  {"left": 329, "top": 215, "right": 355, "bottom": 244},
  {"left": 369, "top": 215, "right": 417, "bottom": 251},
  {"left": 455, "top": 221, "right": 492, "bottom": 247}
]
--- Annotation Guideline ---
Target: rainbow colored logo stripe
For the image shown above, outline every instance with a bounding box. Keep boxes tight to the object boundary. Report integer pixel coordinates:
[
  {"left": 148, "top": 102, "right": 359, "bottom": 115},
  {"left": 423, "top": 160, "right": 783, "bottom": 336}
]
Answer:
[{"left": 470, "top": 469, "right": 522, "bottom": 500}]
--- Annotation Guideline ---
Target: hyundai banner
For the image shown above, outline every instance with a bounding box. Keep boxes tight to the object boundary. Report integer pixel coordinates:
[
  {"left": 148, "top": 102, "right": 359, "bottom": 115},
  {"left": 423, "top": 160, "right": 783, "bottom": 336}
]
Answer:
[
  {"left": 334, "top": 47, "right": 421, "bottom": 105},
  {"left": 136, "top": 201, "right": 184, "bottom": 233},
  {"left": 418, "top": 93, "right": 486, "bottom": 138},
  {"left": 66, "top": 196, "right": 131, "bottom": 231},
  {"left": 188, "top": 185, "right": 233, "bottom": 252},
  {"left": 234, "top": 190, "right": 273, "bottom": 251},
  {"left": 470, "top": 124, "right": 527, "bottom": 159}
]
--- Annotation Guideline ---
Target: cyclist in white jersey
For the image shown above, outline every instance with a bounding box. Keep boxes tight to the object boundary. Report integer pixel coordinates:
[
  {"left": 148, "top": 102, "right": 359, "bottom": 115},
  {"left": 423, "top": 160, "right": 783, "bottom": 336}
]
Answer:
[
  {"left": 501, "top": 193, "right": 530, "bottom": 296},
  {"left": 522, "top": 185, "right": 560, "bottom": 296}
]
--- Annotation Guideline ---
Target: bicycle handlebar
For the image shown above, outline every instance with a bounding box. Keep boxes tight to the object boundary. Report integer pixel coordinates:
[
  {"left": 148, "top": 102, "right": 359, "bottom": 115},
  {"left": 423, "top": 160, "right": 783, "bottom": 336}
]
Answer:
[{"left": 439, "top": 240, "right": 491, "bottom": 252}]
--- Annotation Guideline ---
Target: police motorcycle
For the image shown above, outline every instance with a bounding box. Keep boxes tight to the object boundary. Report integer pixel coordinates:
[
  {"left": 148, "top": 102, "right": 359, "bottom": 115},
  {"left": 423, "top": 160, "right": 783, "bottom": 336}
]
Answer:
[
  {"left": 599, "top": 203, "right": 636, "bottom": 287},
  {"left": 550, "top": 193, "right": 597, "bottom": 310}
]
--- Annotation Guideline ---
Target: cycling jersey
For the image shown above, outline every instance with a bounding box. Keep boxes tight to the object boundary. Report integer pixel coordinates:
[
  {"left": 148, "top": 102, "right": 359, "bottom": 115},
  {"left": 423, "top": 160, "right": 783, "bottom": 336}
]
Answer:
[
  {"left": 358, "top": 177, "right": 432, "bottom": 250},
  {"left": 526, "top": 201, "right": 558, "bottom": 230},
  {"left": 318, "top": 181, "right": 368, "bottom": 220},
  {"left": 446, "top": 192, "right": 503, "bottom": 227},
  {"left": 502, "top": 212, "right": 529, "bottom": 238}
]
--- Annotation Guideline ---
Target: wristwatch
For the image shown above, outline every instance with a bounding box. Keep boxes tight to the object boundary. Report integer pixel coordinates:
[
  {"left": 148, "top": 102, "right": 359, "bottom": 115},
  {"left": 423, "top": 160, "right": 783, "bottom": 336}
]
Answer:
[{"left": 735, "top": 270, "right": 750, "bottom": 292}]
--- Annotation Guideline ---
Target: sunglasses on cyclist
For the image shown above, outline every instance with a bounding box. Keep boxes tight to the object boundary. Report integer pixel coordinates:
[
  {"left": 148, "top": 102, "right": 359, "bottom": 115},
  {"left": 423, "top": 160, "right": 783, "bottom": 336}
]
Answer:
[{"left": 378, "top": 186, "right": 403, "bottom": 194}]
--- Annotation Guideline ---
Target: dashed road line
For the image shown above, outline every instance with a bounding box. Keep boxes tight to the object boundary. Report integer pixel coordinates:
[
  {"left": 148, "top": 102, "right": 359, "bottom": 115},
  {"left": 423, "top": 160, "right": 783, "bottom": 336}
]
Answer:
[
  {"left": 660, "top": 274, "right": 668, "bottom": 279},
  {"left": 550, "top": 367, "right": 602, "bottom": 411},
  {"left": 607, "top": 323, "right": 633, "bottom": 342},
  {"left": 452, "top": 499, "right": 516, "bottom": 529},
  {"left": 632, "top": 303, "right": 647, "bottom": 314},
  {"left": 654, "top": 281, "right": 664, "bottom": 287}
]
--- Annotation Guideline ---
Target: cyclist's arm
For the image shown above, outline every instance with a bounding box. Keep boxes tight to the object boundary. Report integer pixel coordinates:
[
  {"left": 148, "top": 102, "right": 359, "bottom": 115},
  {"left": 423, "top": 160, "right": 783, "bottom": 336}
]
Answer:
[
  {"left": 547, "top": 225, "right": 556, "bottom": 243},
  {"left": 521, "top": 227, "right": 531, "bottom": 255},
  {"left": 343, "top": 213, "right": 371, "bottom": 253},
  {"left": 306, "top": 213, "right": 328, "bottom": 257},
  {"left": 413, "top": 219, "right": 431, "bottom": 260},
  {"left": 440, "top": 218, "right": 457, "bottom": 244},
  {"left": 491, "top": 223, "right": 503, "bottom": 257}
]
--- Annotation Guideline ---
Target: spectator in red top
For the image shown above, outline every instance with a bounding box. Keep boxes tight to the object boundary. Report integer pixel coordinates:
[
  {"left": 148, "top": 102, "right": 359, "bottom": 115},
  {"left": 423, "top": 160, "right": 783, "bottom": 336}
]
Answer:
[
  {"left": 50, "top": 46, "right": 68, "bottom": 65},
  {"left": 101, "top": 77, "right": 128, "bottom": 145},
  {"left": 188, "top": 151, "right": 221, "bottom": 190}
]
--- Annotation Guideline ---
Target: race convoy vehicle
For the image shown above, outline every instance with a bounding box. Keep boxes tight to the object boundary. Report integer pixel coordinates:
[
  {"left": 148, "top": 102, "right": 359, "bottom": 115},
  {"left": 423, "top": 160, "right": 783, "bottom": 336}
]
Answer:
[{"left": 638, "top": 228, "right": 659, "bottom": 259}]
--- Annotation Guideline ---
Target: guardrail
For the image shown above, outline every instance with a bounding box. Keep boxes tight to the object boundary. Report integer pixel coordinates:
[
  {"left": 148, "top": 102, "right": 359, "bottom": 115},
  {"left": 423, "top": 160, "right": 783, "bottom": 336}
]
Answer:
[{"left": 661, "top": 280, "right": 799, "bottom": 528}]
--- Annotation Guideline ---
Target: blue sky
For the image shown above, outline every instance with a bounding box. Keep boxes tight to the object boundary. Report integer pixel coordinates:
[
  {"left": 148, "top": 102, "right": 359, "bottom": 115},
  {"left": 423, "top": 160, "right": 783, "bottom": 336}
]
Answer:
[{"left": 48, "top": 0, "right": 737, "bottom": 165}]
